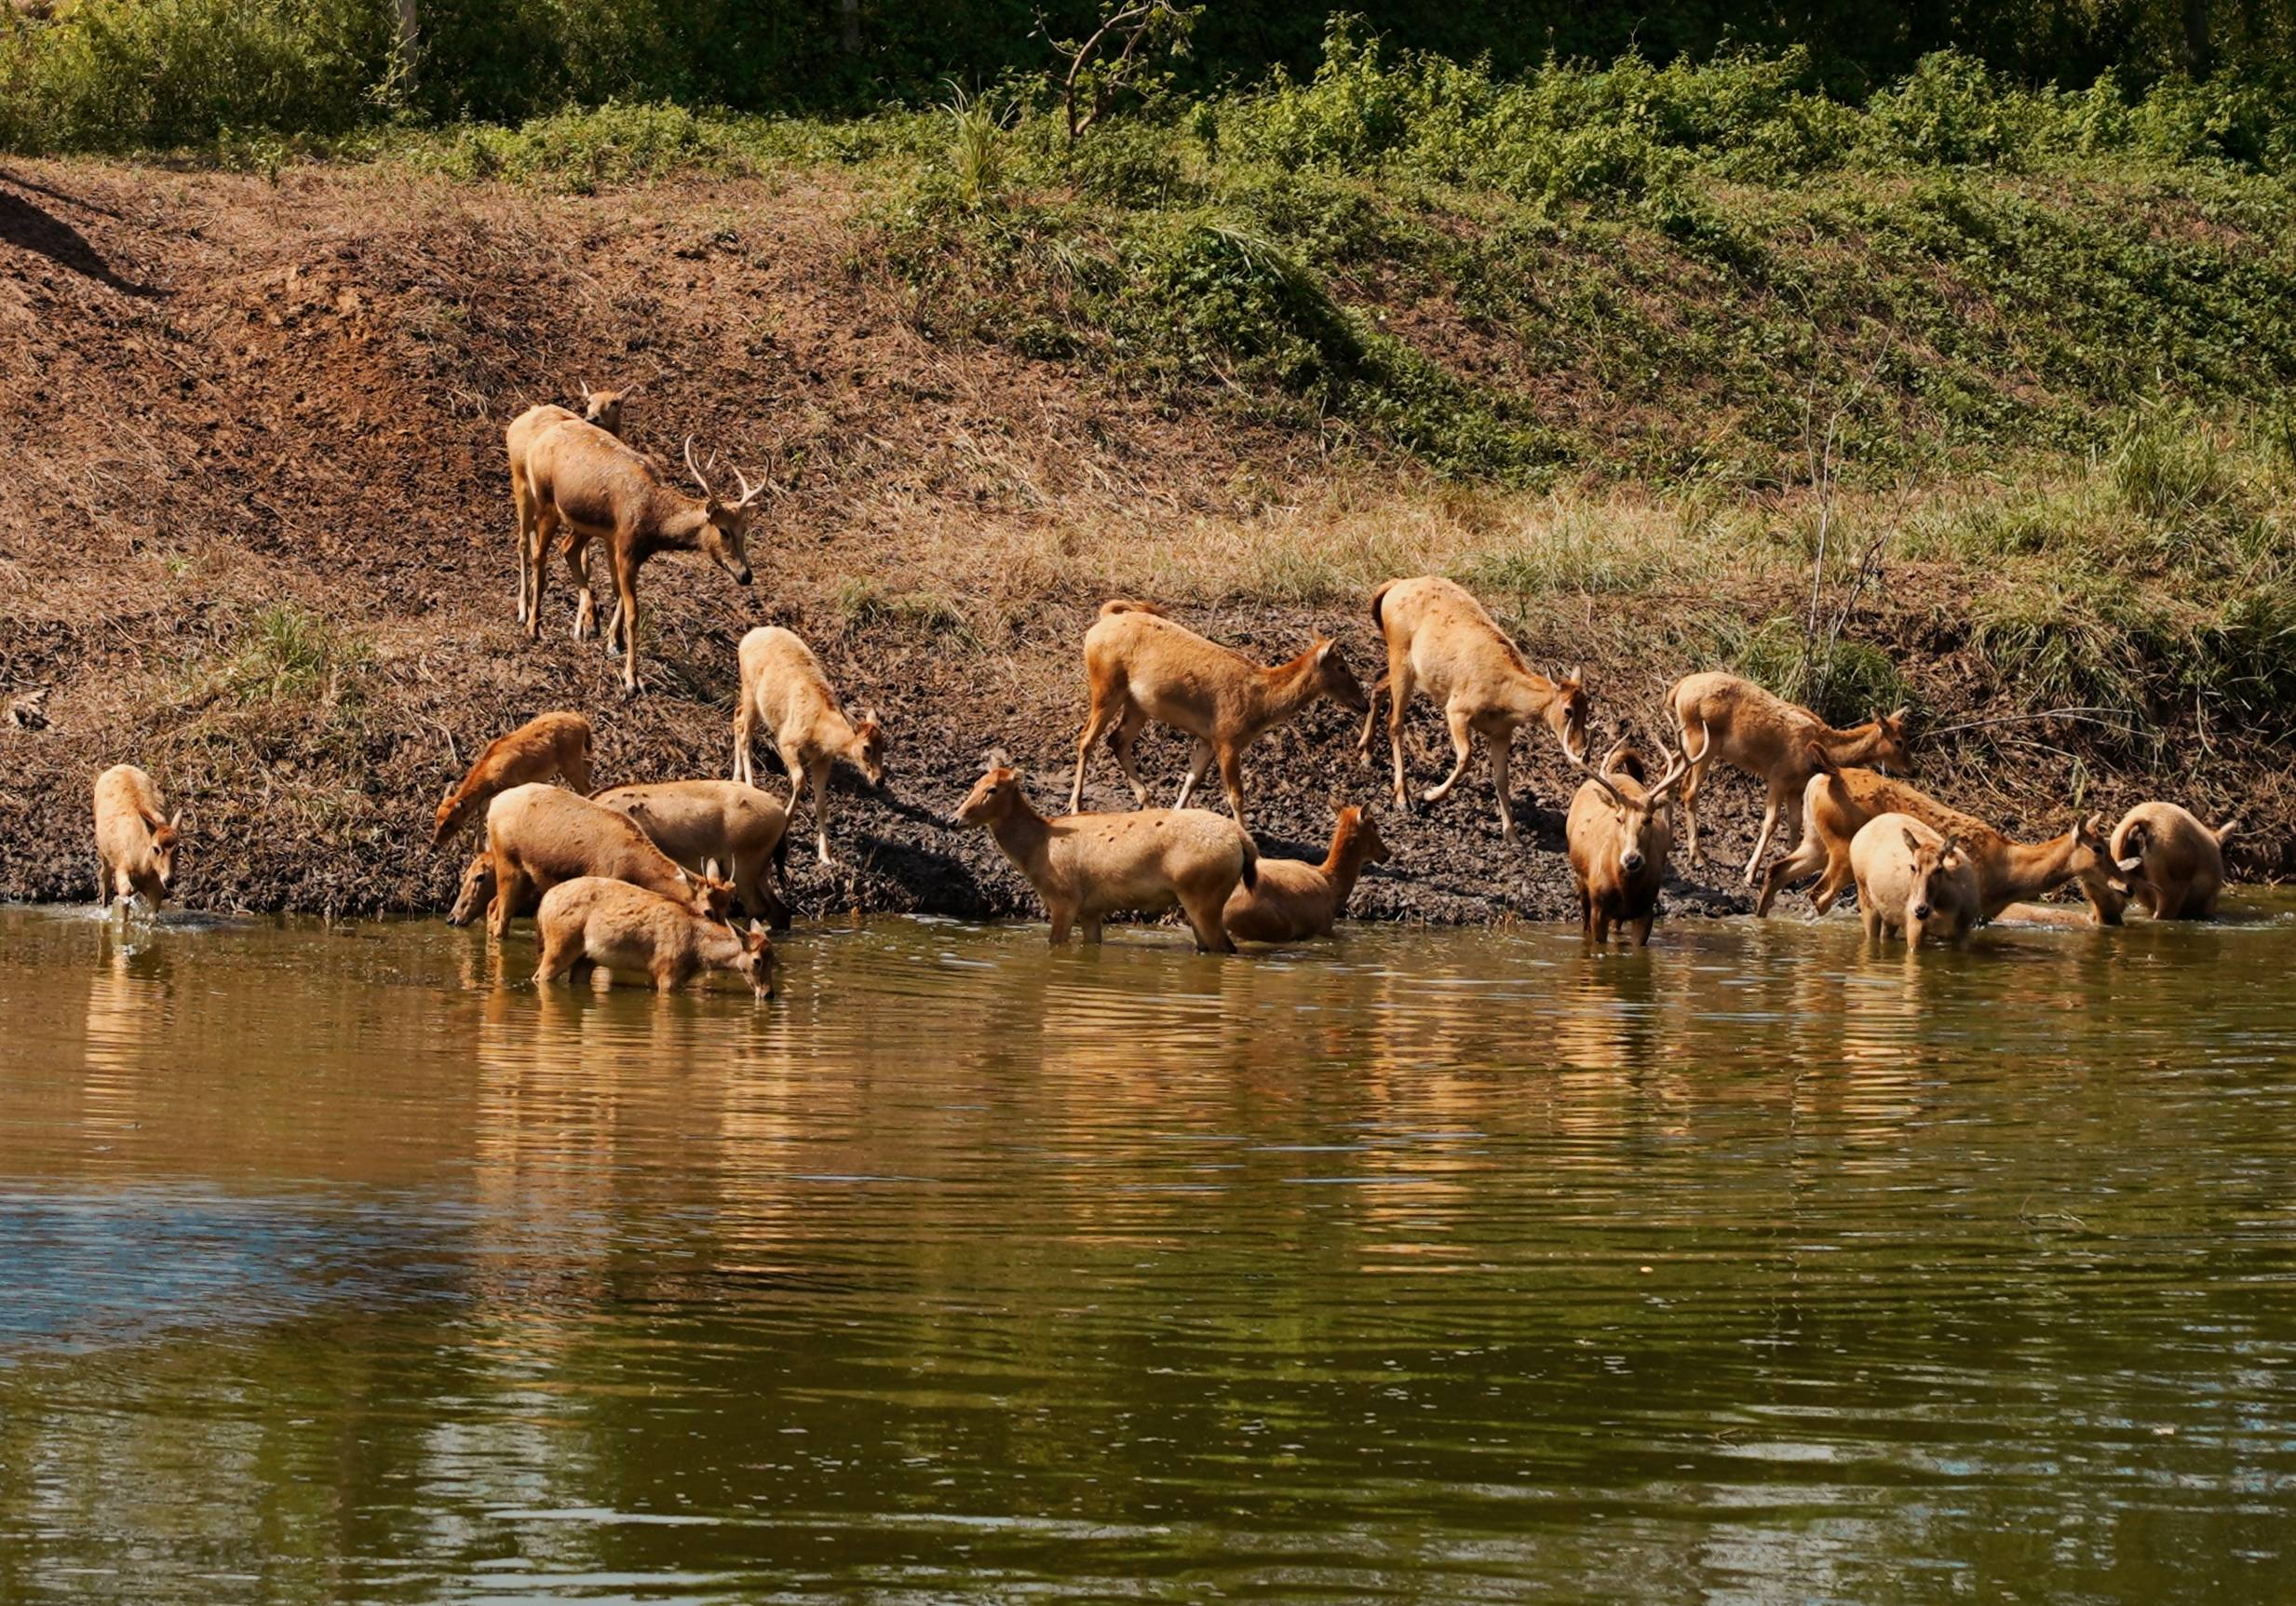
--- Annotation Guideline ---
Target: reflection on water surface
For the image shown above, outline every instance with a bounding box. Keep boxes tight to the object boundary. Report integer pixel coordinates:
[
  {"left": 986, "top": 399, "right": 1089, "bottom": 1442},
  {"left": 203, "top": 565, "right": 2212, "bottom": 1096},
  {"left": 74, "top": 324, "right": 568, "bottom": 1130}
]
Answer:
[{"left": 1, "top": 903, "right": 2293, "bottom": 1602}]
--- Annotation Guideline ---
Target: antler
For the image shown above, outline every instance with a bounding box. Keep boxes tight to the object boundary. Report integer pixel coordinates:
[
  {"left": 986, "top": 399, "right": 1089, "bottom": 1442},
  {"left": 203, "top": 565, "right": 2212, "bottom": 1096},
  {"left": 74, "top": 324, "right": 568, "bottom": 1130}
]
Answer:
[
  {"left": 1568, "top": 735, "right": 1631, "bottom": 810},
  {"left": 1645, "top": 740, "right": 1693, "bottom": 804},
  {"left": 682, "top": 435, "right": 717, "bottom": 500},
  {"left": 730, "top": 462, "right": 769, "bottom": 508}
]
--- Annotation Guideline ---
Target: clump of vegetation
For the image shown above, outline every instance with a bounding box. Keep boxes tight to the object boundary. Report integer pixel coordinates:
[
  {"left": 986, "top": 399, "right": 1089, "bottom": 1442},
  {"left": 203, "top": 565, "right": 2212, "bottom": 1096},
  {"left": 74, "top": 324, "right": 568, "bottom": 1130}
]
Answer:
[{"left": 179, "top": 603, "right": 373, "bottom": 709}]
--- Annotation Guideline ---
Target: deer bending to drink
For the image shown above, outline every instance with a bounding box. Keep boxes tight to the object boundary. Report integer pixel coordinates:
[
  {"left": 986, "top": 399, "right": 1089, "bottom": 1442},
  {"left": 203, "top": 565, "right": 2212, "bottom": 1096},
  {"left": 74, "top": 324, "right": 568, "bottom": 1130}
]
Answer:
[
  {"left": 1357, "top": 576, "right": 1589, "bottom": 843},
  {"left": 92, "top": 764, "right": 184, "bottom": 911},
  {"left": 525, "top": 429, "right": 763, "bottom": 690},
  {"left": 1667, "top": 671, "right": 1913, "bottom": 884},
  {"left": 1564, "top": 739, "right": 1690, "bottom": 945},
  {"left": 1068, "top": 601, "right": 1369, "bottom": 829},
  {"left": 448, "top": 783, "right": 734, "bottom": 939},
  {"left": 431, "top": 711, "right": 594, "bottom": 846},
  {"left": 954, "top": 763, "right": 1258, "bottom": 951},
  {"left": 533, "top": 876, "right": 776, "bottom": 1000}
]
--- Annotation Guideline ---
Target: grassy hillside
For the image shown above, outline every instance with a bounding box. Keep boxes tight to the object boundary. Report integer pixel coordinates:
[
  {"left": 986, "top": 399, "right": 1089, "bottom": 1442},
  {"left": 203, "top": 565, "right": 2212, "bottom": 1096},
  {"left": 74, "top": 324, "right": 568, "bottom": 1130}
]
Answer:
[{"left": 1, "top": 40, "right": 2291, "bottom": 918}]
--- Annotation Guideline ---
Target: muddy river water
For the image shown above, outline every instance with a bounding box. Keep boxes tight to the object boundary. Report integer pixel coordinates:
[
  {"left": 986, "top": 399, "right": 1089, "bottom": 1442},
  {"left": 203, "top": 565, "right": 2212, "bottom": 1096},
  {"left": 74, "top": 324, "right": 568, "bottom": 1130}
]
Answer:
[{"left": 1, "top": 901, "right": 2292, "bottom": 1601}]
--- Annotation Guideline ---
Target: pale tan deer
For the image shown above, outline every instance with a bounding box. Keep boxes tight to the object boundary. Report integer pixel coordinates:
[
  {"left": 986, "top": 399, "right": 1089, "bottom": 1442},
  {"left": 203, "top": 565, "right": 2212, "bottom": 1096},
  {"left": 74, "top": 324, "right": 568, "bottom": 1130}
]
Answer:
[
  {"left": 1851, "top": 813, "right": 1980, "bottom": 945},
  {"left": 92, "top": 764, "right": 183, "bottom": 911},
  {"left": 533, "top": 876, "right": 776, "bottom": 1000},
  {"left": 1222, "top": 805, "right": 1389, "bottom": 942},
  {"left": 1068, "top": 601, "right": 1369, "bottom": 828},
  {"left": 953, "top": 763, "right": 1258, "bottom": 951},
  {"left": 1757, "top": 766, "right": 2115, "bottom": 924},
  {"left": 527, "top": 431, "right": 763, "bottom": 690},
  {"left": 591, "top": 778, "right": 792, "bottom": 928},
  {"left": 451, "top": 782, "right": 734, "bottom": 940},
  {"left": 732, "top": 626, "right": 885, "bottom": 867},
  {"left": 506, "top": 385, "right": 627, "bottom": 628},
  {"left": 2110, "top": 802, "right": 2237, "bottom": 920},
  {"left": 1355, "top": 576, "right": 1588, "bottom": 842},
  {"left": 1668, "top": 671, "right": 1913, "bottom": 883},
  {"left": 431, "top": 711, "right": 594, "bottom": 846},
  {"left": 1564, "top": 739, "right": 1690, "bottom": 945}
]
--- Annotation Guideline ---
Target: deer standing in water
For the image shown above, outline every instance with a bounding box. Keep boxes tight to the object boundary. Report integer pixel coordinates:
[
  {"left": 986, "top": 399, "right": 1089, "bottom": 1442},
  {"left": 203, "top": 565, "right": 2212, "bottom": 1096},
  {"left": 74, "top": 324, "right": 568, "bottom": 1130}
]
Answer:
[
  {"left": 1851, "top": 814, "right": 1980, "bottom": 946},
  {"left": 2109, "top": 802, "right": 2237, "bottom": 920},
  {"left": 1564, "top": 739, "right": 1690, "bottom": 945},
  {"left": 92, "top": 764, "right": 184, "bottom": 911}
]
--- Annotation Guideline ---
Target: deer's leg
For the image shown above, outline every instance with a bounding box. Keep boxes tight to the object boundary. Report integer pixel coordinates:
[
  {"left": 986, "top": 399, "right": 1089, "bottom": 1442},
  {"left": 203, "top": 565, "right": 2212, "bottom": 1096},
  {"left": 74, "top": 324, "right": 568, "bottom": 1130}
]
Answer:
[
  {"left": 1213, "top": 742, "right": 1248, "bottom": 826},
  {"left": 1632, "top": 912, "right": 1655, "bottom": 947},
  {"left": 1356, "top": 675, "right": 1389, "bottom": 766},
  {"left": 513, "top": 473, "right": 533, "bottom": 626},
  {"left": 1592, "top": 908, "right": 1612, "bottom": 943},
  {"left": 1070, "top": 692, "right": 1118, "bottom": 813},
  {"left": 1743, "top": 791, "right": 1787, "bottom": 884},
  {"left": 533, "top": 925, "right": 580, "bottom": 985},
  {"left": 1080, "top": 914, "right": 1104, "bottom": 945},
  {"left": 1385, "top": 662, "right": 1415, "bottom": 812},
  {"left": 1110, "top": 708, "right": 1153, "bottom": 806},
  {"left": 732, "top": 698, "right": 756, "bottom": 786},
  {"left": 1679, "top": 760, "right": 1707, "bottom": 865},
  {"left": 1861, "top": 901, "right": 1882, "bottom": 941},
  {"left": 1755, "top": 830, "right": 1827, "bottom": 917},
  {"left": 1575, "top": 884, "right": 1592, "bottom": 937},
  {"left": 613, "top": 550, "right": 641, "bottom": 693},
  {"left": 1174, "top": 738, "right": 1214, "bottom": 811},
  {"left": 1809, "top": 847, "right": 1856, "bottom": 916},
  {"left": 1180, "top": 884, "right": 1236, "bottom": 954},
  {"left": 811, "top": 760, "right": 834, "bottom": 867},
  {"left": 1047, "top": 902, "right": 1075, "bottom": 945},
  {"left": 529, "top": 508, "right": 561, "bottom": 641},
  {"left": 488, "top": 864, "right": 525, "bottom": 941},
  {"left": 1486, "top": 725, "right": 1518, "bottom": 842},
  {"left": 1422, "top": 704, "right": 1477, "bottom": 806}
]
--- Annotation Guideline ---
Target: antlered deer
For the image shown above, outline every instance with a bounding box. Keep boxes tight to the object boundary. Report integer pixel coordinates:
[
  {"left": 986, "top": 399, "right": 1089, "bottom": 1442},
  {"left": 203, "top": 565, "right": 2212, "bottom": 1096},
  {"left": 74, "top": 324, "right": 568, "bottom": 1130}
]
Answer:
[
  {"left": 526, "top": 429, "right": 763, "bottom": 690},
  {"left": 953, "top": 763, "right": 1258, "bottom": 951},
  {"left": 506, "top": 385, "right": 627, "bottom": 628},
  {"left": 1757, "top": 766, "right": 2116, "bottom": 924},
  {"left": 92, "top": 764, "right": 183, "bottom": 911},
  {"left": 1068, "top": 601, "right": 1369, "bottom": 828},
  {"left": 1668, "top": 671, "right": 1913, "bottom": 882},
  {"left": 591, "top": 778, "right": 793, "bottom": 928},
  {"left": 1355, "top": 576, "right": 1588, "bottom": 842},
  {"left": 1564, "top": 739, "right": 1690, "bottom": 945},
  {"left": 431, "top": 711, "right": 594, "bottom": 846},
  {"left": 1851, "top": 813, "right": 1979, "bottom": 945},
  {"left": 732, "top": 626, "right": 885, "bottom": 867},
  {"left": 451, "top": 783, "right": 733, "bottom": 940},
  {"left": 533, "top": 876, "right": 776, "bottom": 1000},
  {"left": 1222, "top": 805, "right": 1389, "bottom": 942},
  {"left": 2110, "top": 802, "right": 2236, "bottom": 920}
]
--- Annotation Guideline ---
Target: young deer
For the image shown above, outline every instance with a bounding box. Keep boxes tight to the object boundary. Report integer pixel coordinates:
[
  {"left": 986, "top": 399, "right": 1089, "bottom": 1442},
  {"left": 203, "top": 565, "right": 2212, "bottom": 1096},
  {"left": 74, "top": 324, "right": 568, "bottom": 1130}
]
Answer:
[
  {"left": 1355, "top": 575, "right": 1589, "bottom": 843},
  {"left": 1222, "top": 805, "right": 1390, "bottom": 942},
  {"left": 452, "top": 783, "right": 733, "bottom": 940},
  {"left": 92, "top": 764, "right": 183, "bottom": 911},
  {"left": 591, "top": 778, "right": 793, "bottom": 929},
  {"left": 732, "top": 626, "right": 886, "bottom": 867},
  {"left": 526, "top": 430, "right": 763, "bottom": 690},
  {"left": 953, "top": 763, "right": 1258, "bottom": 951},
  {"left": 533, "top": 876, "right": 776, "bottom": 1000},
  {"left": 1758, "top": 766, "right": 2116, "bottom": 924},
  {"left": 431, "top": 711, "right": 594, "bottom": 846},
  {"left": 506, "top": 385, "right": 627, "bottom": 628},
  {"left": 1851, "top": 813, "right": 1980, "bottom": 946},
  {"left": 2110, "top": 802, "right": 2237, "bottom": 920},
  {"left": 1668, "top": 671, "right": 1913, "bottom": 883},
  {"left": 1068, "top": 601, "right": 1369, "bottom": 828},
  {"left": 1564, "top": 739, "right": 1690, "bottom": 945}
]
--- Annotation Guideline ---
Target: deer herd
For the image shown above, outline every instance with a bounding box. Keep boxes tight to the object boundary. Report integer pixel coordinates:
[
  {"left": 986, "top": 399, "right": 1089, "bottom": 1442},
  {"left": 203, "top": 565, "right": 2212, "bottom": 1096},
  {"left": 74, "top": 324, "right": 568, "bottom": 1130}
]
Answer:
[{"left": 80, "top": 385, "right": 2247, "bottom": 999}]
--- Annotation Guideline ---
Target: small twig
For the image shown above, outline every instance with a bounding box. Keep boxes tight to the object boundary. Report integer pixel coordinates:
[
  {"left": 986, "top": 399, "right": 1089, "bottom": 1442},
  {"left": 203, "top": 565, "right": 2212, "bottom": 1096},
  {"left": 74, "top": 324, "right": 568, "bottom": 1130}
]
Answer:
[{"left": 1925, "top": 706, "right": 2141, "bottom": 738}]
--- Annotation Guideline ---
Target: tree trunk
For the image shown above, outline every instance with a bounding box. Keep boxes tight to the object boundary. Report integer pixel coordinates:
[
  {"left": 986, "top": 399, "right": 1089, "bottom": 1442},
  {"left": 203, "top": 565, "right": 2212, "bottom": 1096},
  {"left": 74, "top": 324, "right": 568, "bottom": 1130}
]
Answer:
[
  {"left": 395, "top": 0, "right": 419, "bottom": 85},
  {"left": 2182, "top": 0, "right": 2212, "bottom": 77},
  {"left": 839, "top": 0, "right": 859, "bottom": 54}
]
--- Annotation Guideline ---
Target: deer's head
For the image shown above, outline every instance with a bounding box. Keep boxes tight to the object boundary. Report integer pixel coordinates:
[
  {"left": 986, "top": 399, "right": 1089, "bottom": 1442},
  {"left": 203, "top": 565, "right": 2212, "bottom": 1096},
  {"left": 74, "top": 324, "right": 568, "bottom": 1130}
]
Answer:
[
  {"left": 1869, "top": 706, "right": 1916, "bottom": 775},
  {"left": 1579, "top": 739, "right": 1688, "bottom": 880},
  {"left": 679, "top": 860, "right": 739, "bottom": 925},
  {"left": 578, "top": 381, "right": 628, "bottom": 437},
  {"left": 853, "top": 708, "right": 889, "bottom": 786},
  {"left": 1310, "top": 640, "right": 1371, "bottom": 714},
  {"left": 955, "top": 764, "right": 1024, "bottom": 827},
  {"left": 447, "top": 853, "right": 495, "bottom": 926},
  {"left": 1550, "top": 666, "right": 1590, "bottom": 763},
  {"left": 1899, "top": 825, "right": 1970, "bottom": 938},
  {"left": 683, "top": 437, "right": 766, "bottom": 587},
  {"left": 732, "top": 921, "right": 777, "bottom": 1001},
  {"left": 141, "top": 807, "right": 183, "bottom": 887}
]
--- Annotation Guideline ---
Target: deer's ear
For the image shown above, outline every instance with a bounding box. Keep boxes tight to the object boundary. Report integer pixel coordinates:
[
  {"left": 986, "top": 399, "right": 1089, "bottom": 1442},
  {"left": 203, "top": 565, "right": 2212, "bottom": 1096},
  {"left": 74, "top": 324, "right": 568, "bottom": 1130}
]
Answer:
[
  {"left": 1314, "top": 639, "right": 1335, "bottom": 663},
  {"left": 703, "top": 857, "right": 723, "bottom": 881},
  {"left": 2116, "top": 856, "right": 2144, "bottom": 873},
  {"left": 168, "top": 809, "right": 184, "bottom": 832},
  {"left": 1902, "top": 828, "right": 1925, "bottom": 857},
  {"left": 1889, "top": 705, "right": 1911, "bottom": 723},
  {"left": 1569, "top": 664, "right": 1584, "bottom": 683}
]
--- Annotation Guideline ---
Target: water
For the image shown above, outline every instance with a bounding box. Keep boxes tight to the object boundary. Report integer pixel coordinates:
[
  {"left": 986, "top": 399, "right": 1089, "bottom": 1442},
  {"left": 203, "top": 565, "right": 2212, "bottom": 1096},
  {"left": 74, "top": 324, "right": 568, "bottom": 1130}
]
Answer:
[{"left": 2, "top": 900, "right": 2293, "bottom": 1603}]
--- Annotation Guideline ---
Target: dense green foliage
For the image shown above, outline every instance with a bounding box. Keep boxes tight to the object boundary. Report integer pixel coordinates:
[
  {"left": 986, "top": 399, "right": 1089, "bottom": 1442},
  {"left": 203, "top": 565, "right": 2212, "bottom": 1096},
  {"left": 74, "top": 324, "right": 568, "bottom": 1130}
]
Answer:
[{"left": 2, "top": 0, "right": 2292, "bottom": 152}]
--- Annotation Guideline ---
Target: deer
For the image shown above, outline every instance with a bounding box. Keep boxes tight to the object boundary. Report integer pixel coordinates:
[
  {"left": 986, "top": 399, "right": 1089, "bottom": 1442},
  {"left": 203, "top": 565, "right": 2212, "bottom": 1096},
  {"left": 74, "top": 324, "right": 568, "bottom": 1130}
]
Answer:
[
  {"left": 1756, "top": 765, "right": 2117, "bottom": 924},
  {"left": 1067, "top": 601, "right": 1370, "bottom": 829},
  {"left": 526, "top": 429, "right": 763, "bottom": 690},
  {"left": 448, "top": 782, "right": 734, "bottom": 940},
  {"left": 953, "top": 763, "right": 1258, "bottom": 951},
  {"left": 1668, "top": 670, "right": 1914, "bottom": 884},
  {"left": 533, "top": 876, "right": 777, "bottom": 1000},
  {"left": 1354, "top": 575, "right": 1589, "bottom": 843},
  {"left": 1222, "top": 805, "right": 1390, "bottom": 942},
  {"left": 92, "top": 764, "right": 184, "bottom": 911},
  {"left": 591, "top": 778, "right": 793, "bottom": 929},
  {"left": 1851, "top": 814, "right": 1980, "bottom": 946},
  {"left": 1564, "top": 738, "right": 1691, "bottom": 945},
  {"left": 431, "top": 711, "right": 594, "bottom": 846},
  {"left": 2109, "top": 802, "right": 2237, "bottom": 920},
  {"left": 732, "top": 626, "right": 886, "bottom": 867},
  {"left": 506, "top": 385, "right": 628, "bottom": 628}
]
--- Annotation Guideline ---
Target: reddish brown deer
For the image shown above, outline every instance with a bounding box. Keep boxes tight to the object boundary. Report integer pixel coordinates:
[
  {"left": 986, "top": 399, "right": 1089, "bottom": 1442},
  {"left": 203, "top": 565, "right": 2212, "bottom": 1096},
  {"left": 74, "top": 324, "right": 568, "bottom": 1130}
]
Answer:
[
  {"left": 526, "top": 431, "right": 763, "bottom": 690},
  {"left": 1355, "top": 576, "right": 1588, "bottom": 843},
  {"left": 1564, "top": 739, "right": 1690, "bottom": 945},
  {"left": 1668, "top": 671, "right": 1913, "bottom": 883},
  {"left": 92, "top": 764, "right": 183, "bottom": 911},
  {"left": 1222, "top": 805, "right": 1389, "bottom": 941},
  {"left": 2110, "top": 802, "right": 2237, "bottom": 920},
  {"left": 591, "top": 778, "right": 793, "bottom": 928},
  {"left": 451, "top": 783, "right": 734, "bottom": 940},
  {"left": 1068, "top": 601, "right": 1369, "bottom": 829},
  {"left": 953, "top": 763, "right": 1258, "bottom": 951},
  {"left": 1851, "top": 813, "right": 1980, "bottom": 945},
  {"left": 431, "top": 711, "right": 594, "bottom": 846},
  {"left": 732, "top": 626, "right": 886, "bottom": 867},
  {"left": 533, "top": 876, "right": 776, "bottom": 1000},
  {"left": 1757, "top": 766, "right": 2115, "bottom": 924},
  {"left": 506, "top": 386, "right": 627, "bottom": 628}
]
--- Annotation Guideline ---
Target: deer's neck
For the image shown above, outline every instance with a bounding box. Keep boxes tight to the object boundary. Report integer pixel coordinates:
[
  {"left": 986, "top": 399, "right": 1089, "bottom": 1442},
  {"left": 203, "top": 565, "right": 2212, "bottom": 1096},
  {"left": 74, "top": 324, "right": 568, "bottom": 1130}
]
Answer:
[
  {"left": 693, "top": 921, "right": 748, "bottom": 968},
  {"left": 1241, "top": 648, "right": 1328, "bottom": 734},
  {"left": 1985, "top": 830, "right": 2083, "bottom": 911},
  {"left": 989, "top": 804, "right": 1055, "bottom": 882},
  {"left": 1818, "top": 721, "right": 1887, "bottom": 763},
  {"left": 1321, "top": 823, "right": 1374, "bottom": 902},
  {"left": 648, "top": 498, "right": 711, "bottom": 554}
]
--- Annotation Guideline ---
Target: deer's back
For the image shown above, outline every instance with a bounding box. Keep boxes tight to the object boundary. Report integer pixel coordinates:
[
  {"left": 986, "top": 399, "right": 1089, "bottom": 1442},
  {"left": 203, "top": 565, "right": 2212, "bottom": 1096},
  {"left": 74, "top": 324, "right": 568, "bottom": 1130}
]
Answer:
[
  {"left": 2115, "top": 802, "right": 2223, "bottom": 886},
  {"left": 738, "top": 627, "right": 836, "bottom": 729},
  {"left": 526, "top": 421, "right": 658, "bottom": 529},
  {"left": 491, "top": 784, "right": 680, "bottom": 889},
  {"left": 1676, "top": 672, "right": 1815, "bottom": 763},
  {"left": 594, "top": 780, "right": 788, "bottom": 859},
  {"left": 92, "top": 764, "right": 161, "bottom": 851},
  {"left": 1047, "top": 809, "right": 1245, "bottom": 891},
  {"left": 541, "top": 876, "right": 697, "bottom": 960},
  {"left": 1378, "top": 576, "right": 1524, "bottom": 695},
  {"left": 1222, "top": 857, "right": 1336, "bottom": 940}
]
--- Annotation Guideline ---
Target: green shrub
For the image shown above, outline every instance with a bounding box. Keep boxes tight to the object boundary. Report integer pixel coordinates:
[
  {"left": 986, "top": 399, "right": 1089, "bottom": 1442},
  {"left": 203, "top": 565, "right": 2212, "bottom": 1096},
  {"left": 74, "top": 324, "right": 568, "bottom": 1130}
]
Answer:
[{"left": 1736, "top": 616, "right": 1908, "bottom": 726}]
